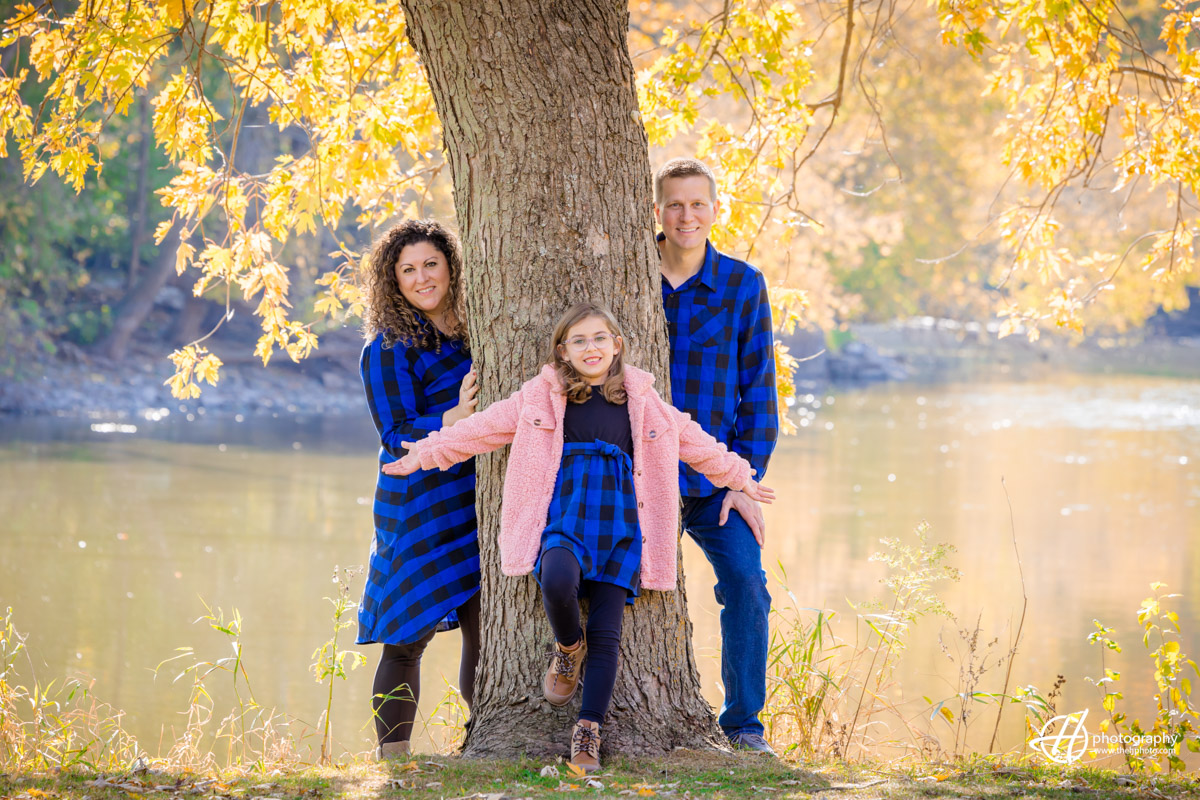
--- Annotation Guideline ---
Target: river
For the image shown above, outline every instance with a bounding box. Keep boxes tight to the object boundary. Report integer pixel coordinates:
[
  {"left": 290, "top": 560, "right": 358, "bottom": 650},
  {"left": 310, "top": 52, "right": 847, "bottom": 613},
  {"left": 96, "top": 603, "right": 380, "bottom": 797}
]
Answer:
[{"left": 1, "top": 373, "right": 1197, "bottom": 763}]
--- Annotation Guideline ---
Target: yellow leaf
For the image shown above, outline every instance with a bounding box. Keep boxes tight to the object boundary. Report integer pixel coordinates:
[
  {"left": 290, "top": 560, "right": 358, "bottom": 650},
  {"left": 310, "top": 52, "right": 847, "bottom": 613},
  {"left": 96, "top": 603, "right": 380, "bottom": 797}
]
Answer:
[
  {"left": 196, "top": 353, "right": 222, "bottom": 385},
  {"left": 565, "top": 762, "right": 586, "bottom": 779}
]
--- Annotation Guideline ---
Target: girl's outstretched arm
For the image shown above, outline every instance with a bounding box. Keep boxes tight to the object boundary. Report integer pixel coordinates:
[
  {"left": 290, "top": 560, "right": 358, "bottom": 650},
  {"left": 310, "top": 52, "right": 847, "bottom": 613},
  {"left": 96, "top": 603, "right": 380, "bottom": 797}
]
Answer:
[
  {"left": 667, "top": 404, "right": 774, "bottom": 503},
  {"left": 382, "top": 391, "right": 521, "bottom": 475}
]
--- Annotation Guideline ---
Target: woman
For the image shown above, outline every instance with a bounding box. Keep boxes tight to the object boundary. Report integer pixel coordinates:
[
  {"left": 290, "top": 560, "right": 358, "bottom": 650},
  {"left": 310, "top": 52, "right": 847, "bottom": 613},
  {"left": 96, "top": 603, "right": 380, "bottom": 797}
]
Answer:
[{"left": 358, "top": 219, "right": 480, "bottom": 759}]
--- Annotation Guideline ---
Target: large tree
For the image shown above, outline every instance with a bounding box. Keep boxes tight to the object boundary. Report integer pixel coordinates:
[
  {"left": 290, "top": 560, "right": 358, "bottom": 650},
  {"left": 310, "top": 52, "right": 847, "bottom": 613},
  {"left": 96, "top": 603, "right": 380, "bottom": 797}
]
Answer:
[{"left": 398, "top": 0, "right": 721, "bottom": 756}]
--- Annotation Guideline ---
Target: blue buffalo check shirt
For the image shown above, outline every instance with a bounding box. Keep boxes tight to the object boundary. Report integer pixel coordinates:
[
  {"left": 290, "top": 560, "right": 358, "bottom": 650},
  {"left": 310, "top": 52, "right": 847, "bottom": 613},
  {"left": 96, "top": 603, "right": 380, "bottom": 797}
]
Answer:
[{"left": 660, "top": 235, "right": 778, "bottom": 497}]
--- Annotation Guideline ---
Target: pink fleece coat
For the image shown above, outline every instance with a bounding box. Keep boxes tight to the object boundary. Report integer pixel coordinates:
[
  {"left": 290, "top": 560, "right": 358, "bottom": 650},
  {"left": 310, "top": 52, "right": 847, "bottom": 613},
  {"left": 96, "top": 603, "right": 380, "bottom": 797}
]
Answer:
[{"left": 413, "top": 364, "right": 753, "bottom": 590}]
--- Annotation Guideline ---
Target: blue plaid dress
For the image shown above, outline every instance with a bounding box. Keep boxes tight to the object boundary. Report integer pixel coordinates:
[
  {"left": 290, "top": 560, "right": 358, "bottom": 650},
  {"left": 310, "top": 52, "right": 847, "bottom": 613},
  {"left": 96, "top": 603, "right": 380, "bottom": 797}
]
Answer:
[
  {"left": 536, "top": 440, "right": 642, "bottom": 603},
  {"left": 357, "top": 331, "right": 480, "bottom": 646}
]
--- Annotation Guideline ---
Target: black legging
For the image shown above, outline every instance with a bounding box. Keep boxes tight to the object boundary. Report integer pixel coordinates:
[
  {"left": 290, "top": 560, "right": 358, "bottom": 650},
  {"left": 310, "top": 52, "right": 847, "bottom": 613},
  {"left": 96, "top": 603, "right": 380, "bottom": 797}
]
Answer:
[
  {"left": 372, "top": 591, "right": 481, "bottom": 744},
  {"left": 540, "top": 547, "right": 629, "bottom": 724}
]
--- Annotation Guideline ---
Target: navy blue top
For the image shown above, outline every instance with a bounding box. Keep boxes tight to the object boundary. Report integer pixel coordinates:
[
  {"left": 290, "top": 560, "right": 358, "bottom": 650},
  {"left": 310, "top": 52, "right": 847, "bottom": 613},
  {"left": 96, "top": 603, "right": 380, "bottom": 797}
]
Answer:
[{"left": 563, "top": 390, "right": 633, "bottom": 457}]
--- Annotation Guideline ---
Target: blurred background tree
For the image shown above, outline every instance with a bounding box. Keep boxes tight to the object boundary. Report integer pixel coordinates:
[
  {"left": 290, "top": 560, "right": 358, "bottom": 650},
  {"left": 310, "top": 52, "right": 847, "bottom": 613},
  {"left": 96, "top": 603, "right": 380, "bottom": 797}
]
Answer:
[{"left": 0, "top": 0, "right": 1197, "bottom": 385}]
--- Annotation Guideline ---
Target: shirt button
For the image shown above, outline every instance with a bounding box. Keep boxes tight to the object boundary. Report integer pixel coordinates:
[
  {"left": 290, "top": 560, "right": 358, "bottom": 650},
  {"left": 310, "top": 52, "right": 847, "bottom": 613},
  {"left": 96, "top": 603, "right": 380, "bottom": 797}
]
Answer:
[
  {"left": 649, "top": 431, "right": 656, "bottom": 438},
  {"left": 533, "top": 419, "right": 541, "bottom": 425},
  {"left": 642, "top": 535, "right": 647, "bottom": 543},
  {"left": 638, "top": 502, "right": 644, "bottom": 508}
]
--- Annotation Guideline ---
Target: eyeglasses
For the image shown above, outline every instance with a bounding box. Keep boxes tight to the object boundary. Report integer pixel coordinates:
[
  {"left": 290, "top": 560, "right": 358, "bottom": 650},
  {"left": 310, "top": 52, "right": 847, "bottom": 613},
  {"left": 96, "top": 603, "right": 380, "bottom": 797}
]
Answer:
[{"left": 563, "top": 334, "right": 615, "bottom": 353}]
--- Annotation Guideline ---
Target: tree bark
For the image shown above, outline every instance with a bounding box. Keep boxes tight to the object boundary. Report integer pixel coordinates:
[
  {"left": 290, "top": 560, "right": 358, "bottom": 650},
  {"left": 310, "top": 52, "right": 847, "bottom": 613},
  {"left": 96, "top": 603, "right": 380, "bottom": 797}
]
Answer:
[
  {"left": 400, "top": 0, "right": 723, "bottom": 758},
  {"left": 125, "top": 91, "right": 152, "bottom": 289},
  {"left": 94, "top": 223, "right": 181, "bottom": 360}
]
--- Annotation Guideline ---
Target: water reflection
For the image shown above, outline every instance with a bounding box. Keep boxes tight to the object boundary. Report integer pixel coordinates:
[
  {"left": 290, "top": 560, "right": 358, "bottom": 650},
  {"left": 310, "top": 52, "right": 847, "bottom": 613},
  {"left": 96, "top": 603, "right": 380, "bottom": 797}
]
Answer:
[{"left": 0, "top": 374, "right": 1197, "bottom": 761}]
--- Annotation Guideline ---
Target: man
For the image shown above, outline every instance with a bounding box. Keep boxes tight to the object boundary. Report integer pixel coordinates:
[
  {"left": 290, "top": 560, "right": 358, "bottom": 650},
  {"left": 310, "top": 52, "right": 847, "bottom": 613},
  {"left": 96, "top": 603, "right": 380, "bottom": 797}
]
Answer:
[{"left": 654, "top": 157, "right": 779, "bottom": 754}]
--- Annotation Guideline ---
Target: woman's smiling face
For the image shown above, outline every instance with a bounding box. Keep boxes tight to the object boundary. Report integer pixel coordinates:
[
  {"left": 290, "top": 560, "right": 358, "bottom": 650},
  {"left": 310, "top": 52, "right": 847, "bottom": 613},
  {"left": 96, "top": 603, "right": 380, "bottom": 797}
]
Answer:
[{"left": 395, "top": 240, "right": 451, "bottom": 317}]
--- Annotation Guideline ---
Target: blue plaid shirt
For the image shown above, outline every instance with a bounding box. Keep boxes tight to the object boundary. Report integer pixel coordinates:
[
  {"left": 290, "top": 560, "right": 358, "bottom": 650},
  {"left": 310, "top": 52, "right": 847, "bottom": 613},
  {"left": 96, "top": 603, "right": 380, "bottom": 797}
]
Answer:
[{"left": 661, "top": 236, "right": 778, "bottom": 497}]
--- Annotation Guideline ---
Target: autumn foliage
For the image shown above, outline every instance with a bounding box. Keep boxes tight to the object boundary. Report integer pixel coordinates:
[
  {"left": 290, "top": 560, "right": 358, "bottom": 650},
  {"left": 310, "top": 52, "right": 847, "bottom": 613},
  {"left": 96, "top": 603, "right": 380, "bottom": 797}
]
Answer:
[{"left": 1, "top": 0, "right": 1198, "bottom": 396}]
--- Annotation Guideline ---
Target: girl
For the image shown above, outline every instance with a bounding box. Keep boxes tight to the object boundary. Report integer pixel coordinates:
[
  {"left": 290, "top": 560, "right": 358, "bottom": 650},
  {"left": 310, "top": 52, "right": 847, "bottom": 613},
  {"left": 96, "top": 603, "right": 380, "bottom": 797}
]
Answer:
[
  {"left": 358, "top": 219, "right": 481, "bottom": 760},
  {"left": 383, "top": 302, "right": 773, "bottom": 772}
]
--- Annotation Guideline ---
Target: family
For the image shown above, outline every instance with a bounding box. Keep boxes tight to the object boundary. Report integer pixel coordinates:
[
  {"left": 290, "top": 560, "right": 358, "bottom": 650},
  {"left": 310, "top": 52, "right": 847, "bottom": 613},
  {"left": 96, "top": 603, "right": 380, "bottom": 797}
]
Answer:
[{"left": 356, "top": 158, "right": 780, "bottom": 773}]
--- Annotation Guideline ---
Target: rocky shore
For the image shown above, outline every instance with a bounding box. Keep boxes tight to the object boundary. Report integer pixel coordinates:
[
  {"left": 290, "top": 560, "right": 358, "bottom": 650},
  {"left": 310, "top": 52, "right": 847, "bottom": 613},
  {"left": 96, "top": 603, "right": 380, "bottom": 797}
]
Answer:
[
  {"left": 0, "top": 327, "right": 366, "bottom": 420},
  {"left": 4, "top": 320, "right": 1199, "bottom": 421}
]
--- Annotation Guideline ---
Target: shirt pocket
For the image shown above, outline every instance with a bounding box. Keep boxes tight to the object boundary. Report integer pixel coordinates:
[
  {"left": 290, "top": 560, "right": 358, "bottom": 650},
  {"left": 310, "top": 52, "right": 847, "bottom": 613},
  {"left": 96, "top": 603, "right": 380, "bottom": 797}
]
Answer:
[{"left": 688, "top": 301, "right": 734, "bottom": 349}]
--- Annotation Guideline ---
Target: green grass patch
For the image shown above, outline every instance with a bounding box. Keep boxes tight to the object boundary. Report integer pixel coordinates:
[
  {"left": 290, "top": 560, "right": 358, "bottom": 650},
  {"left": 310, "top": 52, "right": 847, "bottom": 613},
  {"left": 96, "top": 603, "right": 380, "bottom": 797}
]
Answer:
[{"left": 2, "top": 753, "right": 1199, "bottom": 800}]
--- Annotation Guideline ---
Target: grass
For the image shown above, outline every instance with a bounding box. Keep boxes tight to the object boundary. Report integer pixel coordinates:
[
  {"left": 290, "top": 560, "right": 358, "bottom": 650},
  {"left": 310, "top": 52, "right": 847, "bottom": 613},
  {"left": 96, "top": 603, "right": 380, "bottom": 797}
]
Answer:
[
  {"left": 4, "top": 528, "right": 1199, "bottom": 791},
  {"left": 2, "top": 751, "right": 1200, "bottom": 800}
]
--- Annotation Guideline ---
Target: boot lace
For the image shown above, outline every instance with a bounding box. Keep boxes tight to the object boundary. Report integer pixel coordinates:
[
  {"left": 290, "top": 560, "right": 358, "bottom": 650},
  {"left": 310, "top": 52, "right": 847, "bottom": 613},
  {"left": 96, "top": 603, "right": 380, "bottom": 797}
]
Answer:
[
  {"left": 554, "top": 645, "right": 577, "bottom": 679},
  {"left": 573, "top": 724, "right": 600, "bottom": 758}
]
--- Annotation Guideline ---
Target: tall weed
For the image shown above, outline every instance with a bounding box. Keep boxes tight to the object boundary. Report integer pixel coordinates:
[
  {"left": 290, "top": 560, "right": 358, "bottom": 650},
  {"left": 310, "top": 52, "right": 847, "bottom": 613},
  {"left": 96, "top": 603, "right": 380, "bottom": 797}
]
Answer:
[{"left": 0, "top": 607, "right": 141, "bottom": 771}]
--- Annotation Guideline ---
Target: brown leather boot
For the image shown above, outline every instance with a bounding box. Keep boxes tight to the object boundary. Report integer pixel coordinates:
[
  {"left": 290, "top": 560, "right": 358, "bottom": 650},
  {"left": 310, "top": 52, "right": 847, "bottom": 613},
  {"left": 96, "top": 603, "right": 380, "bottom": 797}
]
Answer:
[
  {"left": 569, "top": 719, "right": 601, "bottom": 773},
  {"left": 543, "top": 636, "right": 586, "bottom": 706}
]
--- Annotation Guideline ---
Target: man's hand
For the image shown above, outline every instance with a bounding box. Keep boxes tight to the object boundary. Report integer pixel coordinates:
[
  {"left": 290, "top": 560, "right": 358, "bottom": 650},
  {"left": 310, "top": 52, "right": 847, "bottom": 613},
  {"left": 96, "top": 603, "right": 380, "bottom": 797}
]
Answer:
[
  {"left": 718, "top": 489, "right": 767, "bottom": 548},
  {"left": 381, "top": 441, "right": 422, "bottom": 476}
]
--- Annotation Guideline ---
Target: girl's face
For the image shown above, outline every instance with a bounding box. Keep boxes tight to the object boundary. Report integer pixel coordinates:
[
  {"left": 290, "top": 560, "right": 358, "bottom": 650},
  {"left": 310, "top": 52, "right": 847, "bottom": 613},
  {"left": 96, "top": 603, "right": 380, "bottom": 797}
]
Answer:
[
  {"left": 395, "top": 240, "right": 452, "bottom": 318},
  {"left": 558, "top": 316, "right": 619, "bottom": 385}
]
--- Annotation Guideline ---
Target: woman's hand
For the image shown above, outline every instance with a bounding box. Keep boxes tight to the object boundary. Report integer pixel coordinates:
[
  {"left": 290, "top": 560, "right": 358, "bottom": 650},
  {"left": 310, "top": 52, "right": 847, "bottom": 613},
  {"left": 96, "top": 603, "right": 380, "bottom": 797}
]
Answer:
[
  {"left": 382, "top": 441, "right": 423, "bottom": 476},
  {"left": 741, "top": 479, "right": 775, "bottom": 505},
  {"left": 442, "top": 368, "right": 478, "bottom": 427}
]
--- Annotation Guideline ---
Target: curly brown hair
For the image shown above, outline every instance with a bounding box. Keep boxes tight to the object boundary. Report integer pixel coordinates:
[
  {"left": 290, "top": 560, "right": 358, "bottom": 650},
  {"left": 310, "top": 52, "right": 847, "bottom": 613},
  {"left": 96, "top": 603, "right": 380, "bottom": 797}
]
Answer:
[
  {"left": 361, "top": 219, "right": 469, "bottom": 351},
  {"left": 546, "top": 302, "right": 628, "bottom": 405}
]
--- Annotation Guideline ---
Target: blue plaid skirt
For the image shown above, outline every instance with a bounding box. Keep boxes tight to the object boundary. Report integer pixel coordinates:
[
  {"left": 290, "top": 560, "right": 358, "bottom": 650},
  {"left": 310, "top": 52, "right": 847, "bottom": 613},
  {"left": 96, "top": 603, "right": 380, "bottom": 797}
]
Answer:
[{"left": 536, "top": 440, "right": 642, "bottom": 603}]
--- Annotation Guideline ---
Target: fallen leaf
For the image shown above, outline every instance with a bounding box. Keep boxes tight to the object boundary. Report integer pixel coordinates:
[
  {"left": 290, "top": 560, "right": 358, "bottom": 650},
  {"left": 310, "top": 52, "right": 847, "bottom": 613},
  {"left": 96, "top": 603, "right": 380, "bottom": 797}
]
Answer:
[
  {"left": 565, "top": 763, "right": 587, "bottom": 779},
  {"left": 585, "top": 780, "right": 603, "bottom": 789},
  {"left": 540, "top": 766, "right": 560, "bottom": 778},
  {"left": 425, "top": 782, "right": 443, "bottom": 789}
]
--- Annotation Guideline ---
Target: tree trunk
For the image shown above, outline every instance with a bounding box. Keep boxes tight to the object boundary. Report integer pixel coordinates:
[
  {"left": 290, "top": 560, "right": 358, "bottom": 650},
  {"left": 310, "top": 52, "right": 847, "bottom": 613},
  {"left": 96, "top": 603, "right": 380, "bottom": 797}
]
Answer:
[
  {"left": 169, "top": 290, "right": 219, "bottom": 346},
  {"left": 94, "top": 223, "right": 181, "bottom": 360},
  {"left": 125, "top": 91, "right": 152, "bottom": 289},
  {"left": 400, "top": 0, "right": 723, "bottom": 759}
]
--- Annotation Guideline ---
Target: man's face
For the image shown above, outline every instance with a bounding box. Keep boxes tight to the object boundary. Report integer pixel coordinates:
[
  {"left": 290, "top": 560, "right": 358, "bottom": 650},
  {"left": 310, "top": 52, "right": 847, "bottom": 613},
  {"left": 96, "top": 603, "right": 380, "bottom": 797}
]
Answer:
[{"left": 655, "top": 175, "right": 719, "bottom": 253}]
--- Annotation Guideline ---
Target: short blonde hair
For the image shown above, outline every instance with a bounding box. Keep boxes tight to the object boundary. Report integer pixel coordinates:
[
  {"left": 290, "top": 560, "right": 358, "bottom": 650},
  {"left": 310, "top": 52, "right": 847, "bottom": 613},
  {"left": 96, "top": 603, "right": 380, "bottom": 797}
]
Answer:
[{"left": 653, "top": 158, "right": 718, "bottom": 205}]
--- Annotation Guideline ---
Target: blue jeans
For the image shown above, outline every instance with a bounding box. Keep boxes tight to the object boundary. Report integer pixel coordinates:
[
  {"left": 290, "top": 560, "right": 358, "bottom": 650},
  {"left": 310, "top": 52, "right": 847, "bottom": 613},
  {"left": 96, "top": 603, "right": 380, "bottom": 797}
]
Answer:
[{"left": 682, "top": 488, "right": 771, "bottom": 738}]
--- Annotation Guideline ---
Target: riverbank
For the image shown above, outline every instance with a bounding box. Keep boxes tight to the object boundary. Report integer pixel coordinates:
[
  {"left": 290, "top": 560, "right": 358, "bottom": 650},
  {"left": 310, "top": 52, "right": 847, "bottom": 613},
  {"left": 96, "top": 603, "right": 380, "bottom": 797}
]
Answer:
[
  {"left": 782, "top": 321, "right": 1200, "bottom": 389},
  {"left": 4, "top": 321, "right": 1200, "bottom": 420},
  {"left": 2, "top": 752, "right": 1197, "bottom": 800},
  {"left": 0, "top": 327, "right": 366, "bottom": 420}
]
